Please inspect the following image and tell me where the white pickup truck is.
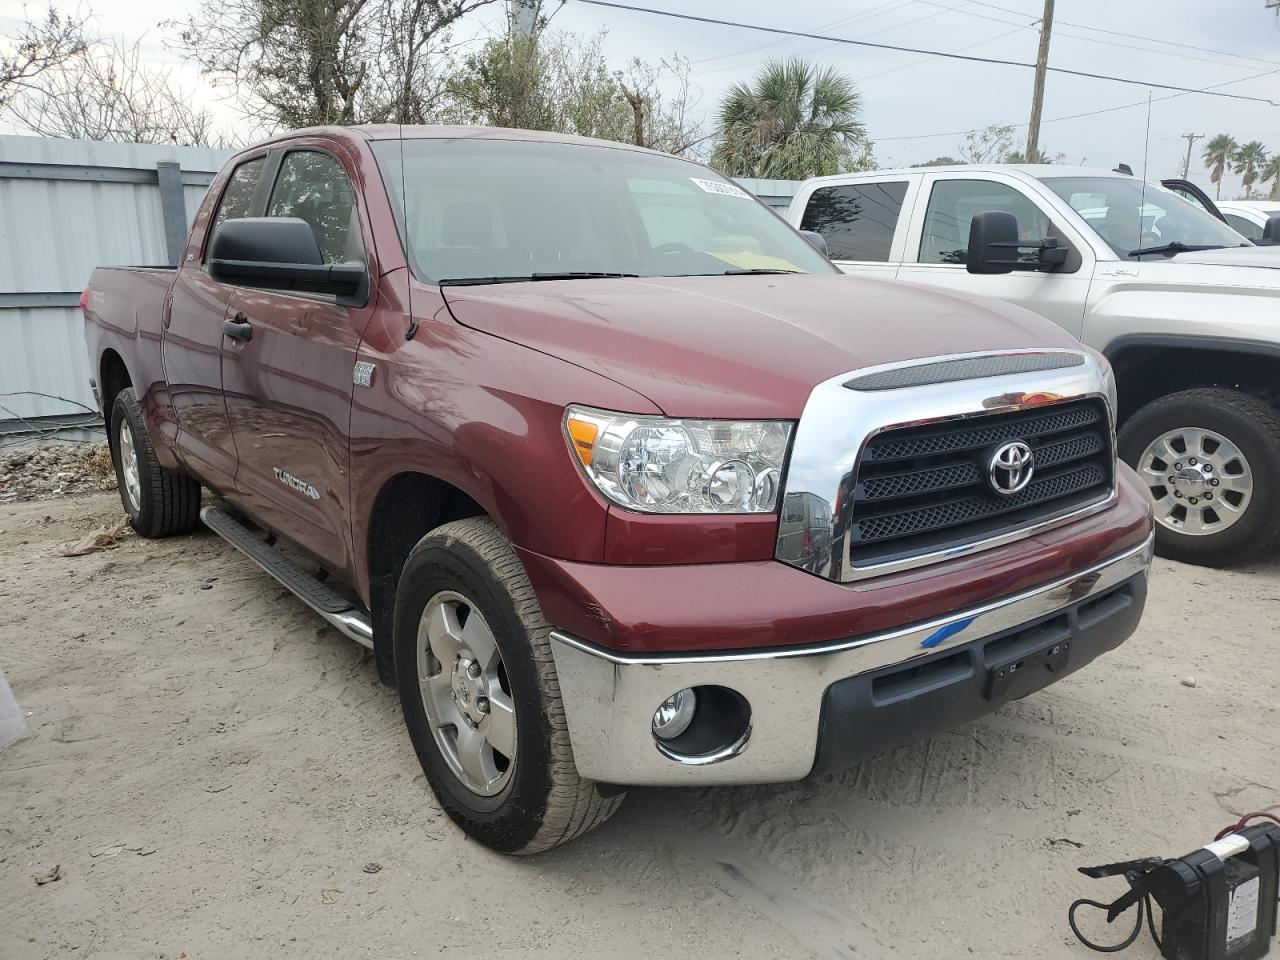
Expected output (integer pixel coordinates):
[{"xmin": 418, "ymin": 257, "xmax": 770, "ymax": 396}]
[{"xmin": 788, "ymin": 164, "xmax": 1280, "ymax": 566}]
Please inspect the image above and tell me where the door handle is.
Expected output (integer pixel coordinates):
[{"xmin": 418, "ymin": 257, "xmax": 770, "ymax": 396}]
[{"xmin": 223, "ymin": 315, "xmax": 253, "ymax": 342}]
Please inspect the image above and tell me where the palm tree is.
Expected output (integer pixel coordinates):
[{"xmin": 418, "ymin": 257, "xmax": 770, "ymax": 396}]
[
  {"xmin": 1234, "ymin": 141, "xmax": 1269, "ymax": 199},
  {"xmin": 1263, "ymin": 154, "xmax": 1280, "ymax": 202},
  {"xmin": 711, "ymin": 59, "xmax": 869, "ymax": 179},
  {"xmin": 1202, "ymin": 134, "xmax": 1238, "ymax": 200}
]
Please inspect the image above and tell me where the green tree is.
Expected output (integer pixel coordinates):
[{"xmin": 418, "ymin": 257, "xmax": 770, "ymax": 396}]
[
  {"xmin": 711, "ymin": 59, "xmax": 871, "ymax": 179},
  {"xmin": 957, "ymin": 124, "xmax": 1014, "ymax": 164},
  {"xmin": 1202, "ymin": 134, "xmax": 1238, "ymax": 200},
  {"xmin": 911, "ymin": 155, "xmax": 960, "ymax": 167},
  {"xmin": 445, "ymin": 26, "xmax": 702, "ymax": 154},
  {"xmin": 1263, "ymin": 154, "xmax": 1280, "ymax": 202},
  {"xmin": 1233, "ymin": 141, "xmax": 1269, "ymax": 199},
  {"xmin": 169, "ymin": 0, "xmax": 497, "ymax": 129}
]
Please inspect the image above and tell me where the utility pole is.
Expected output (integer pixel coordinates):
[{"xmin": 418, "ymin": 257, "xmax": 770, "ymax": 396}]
[
  {"xmin": 1180, "ymin": 133, "xmax": 1204, "ymax": 179},
  {"xmin": 1025, "ymin": 0, "xmax": 1055, "ymax": 162},
  {"xmin": 508, "ymin": 0, "xmax": 539, "ymax": 36}
]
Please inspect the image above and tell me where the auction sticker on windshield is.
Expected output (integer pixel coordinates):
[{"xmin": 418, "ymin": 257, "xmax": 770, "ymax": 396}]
[{"xmin": 691, "ymin": 178, "xmax": 751, "ymax": 199}]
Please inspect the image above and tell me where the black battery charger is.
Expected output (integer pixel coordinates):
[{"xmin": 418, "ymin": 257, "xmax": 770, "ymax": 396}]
[{"xmin": 1069, "ymin": 818, "xmax": 1280, "ymax": 958}]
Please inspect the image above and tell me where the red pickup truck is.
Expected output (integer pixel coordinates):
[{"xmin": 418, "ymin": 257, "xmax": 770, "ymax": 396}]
[{"xmin": 83, "ymin": 126, "xmax": 1153, "ymax": 853}]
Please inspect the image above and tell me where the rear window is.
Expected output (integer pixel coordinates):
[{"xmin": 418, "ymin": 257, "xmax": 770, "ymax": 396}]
[{"xmin": 799, "ymin": 181, "xmax": 908, "ymax": 262}]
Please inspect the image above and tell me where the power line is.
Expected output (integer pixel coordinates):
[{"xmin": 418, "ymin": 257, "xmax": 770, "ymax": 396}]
[
  {"xmin": 855, "ymin": 24, "xmax": 1028, "ymax": 82},
  {"xmin": 573, "ymin": 0, "xmax": 1280, "ymax": 106},
  {"xmin": 959, "ymin": 0, "xmax": 1278, "ymax": 67},
  {"xmin": 693, "ymin": 0, "xmax": 971, "ymax": 77},
  {"xmin": 691, "ymin": 0, "xmax": 917, "ymax": 66},
  {"xmin": 873, "ymin": 67, "xmax": 1280, "ymax": 142},
  {"xmin": 913, "ymin": 0, "xmax": 1279, "ymax": 72}
]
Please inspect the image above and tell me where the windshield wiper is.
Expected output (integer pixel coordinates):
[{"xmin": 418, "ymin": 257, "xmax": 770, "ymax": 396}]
[
  {"xmin": 719, "ymin": 268, "xmax": 803, "ymax": 275},
  {"xmin": 1126, "ymin": 241, "xmax": 1234, "ymax": 258},
  {"xmin": 438, "ymin": 272, "xmax": 638, "ymax": 286}
]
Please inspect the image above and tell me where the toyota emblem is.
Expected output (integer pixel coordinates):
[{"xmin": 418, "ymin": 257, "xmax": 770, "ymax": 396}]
[{"xmin": 988, "ymin": 441, "xmax": 1035, "ymax": 496}]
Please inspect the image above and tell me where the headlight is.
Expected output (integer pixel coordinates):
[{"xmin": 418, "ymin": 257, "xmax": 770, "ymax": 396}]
[{"xmin": 564, "ymin": 405, "xmax": 793, "ymax": 514}]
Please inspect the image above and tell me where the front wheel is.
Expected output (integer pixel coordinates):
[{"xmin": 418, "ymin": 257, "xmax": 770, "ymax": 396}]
[
  {"xmin": 1118, "ymin": 388, "xmax": 1280, "ymax": 566},
  {"xmin": 392, "ymin": 517, "xmax": 624, "ymax": 853}
]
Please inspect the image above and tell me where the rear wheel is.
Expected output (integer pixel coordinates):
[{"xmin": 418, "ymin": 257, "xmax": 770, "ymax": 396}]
[
  {"xmin": 1119, "ymin": 388, "xmax": 1280, "ymax": 566},
  {"xmin": 393, "ymin": 517, "xmax": 624, "ymax": 853},
  {"xmin": 109, "ymin": 388, "xmax": 202, "ymax": 538}
]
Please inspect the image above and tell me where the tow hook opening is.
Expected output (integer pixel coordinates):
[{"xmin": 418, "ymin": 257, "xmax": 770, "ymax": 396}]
[{"xmin": 651, "ymin": 685, "xmax": 751, "ymax": 765}]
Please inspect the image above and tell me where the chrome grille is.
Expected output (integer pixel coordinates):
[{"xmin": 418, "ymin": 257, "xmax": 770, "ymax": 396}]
[{"xmin": 849, "ymin": 399, "xmax": 1114, "ymax": 565}]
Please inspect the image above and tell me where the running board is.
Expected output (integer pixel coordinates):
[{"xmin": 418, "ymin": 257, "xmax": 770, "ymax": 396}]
[{"xmin": 200, "ymin": 505, "xmax": 373, "ymax": 649}]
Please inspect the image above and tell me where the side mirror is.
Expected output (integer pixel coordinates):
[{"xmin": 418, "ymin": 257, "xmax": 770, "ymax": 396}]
[
  {"xmin": 1039, "ymin": 236, "xmax": 1070, "ymax": 268},
  {"xmin": 208, "ymin": 217, "xmax": 367, "ymax": 305},
  {"xmin": 800, "ymin": 229, "xmax": 829, "ymax": 258},
  {"xmin": 1260, "ymin": 213, "xmax": 1280, "ymax": 246},
  {"xmin": 966, "ymin": 211, "xmax": 1020, "ymax": 274}
]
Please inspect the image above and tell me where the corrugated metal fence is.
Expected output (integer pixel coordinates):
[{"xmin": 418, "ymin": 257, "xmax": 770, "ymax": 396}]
[
  {"xmin": 0, "ymin": 135, "xmax": 233, "ymax": 432},
  {"xmin": 0, "ymin": 136, "xmax": 798, "ymax": 434}
]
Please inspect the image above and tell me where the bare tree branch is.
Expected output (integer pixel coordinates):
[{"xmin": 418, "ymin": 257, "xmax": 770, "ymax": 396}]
[
  {"xmin": 6, "ymin": 36, "xmax": 221, "ymax": 144},
  {"xmin": 0, "ymin": 5, "xmax": 89, "ymax": 109}
]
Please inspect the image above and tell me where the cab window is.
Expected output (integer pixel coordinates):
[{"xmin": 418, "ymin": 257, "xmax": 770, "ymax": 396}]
[
  {"xmin": 1224, "ymin": 213, "xmax": 1265, "ymax": 241},
  {"xmin": 266, "ymin": 151, "xmax": 363, "ymax": 264},
  {"xmin": 919, "ymin": 179, "xmax": 1049, "ymax": 268},
  {"xmin": 206, "ymin": 156, "xmax": 265, "ymax": 256},
  {"xmin": 800, "ymin": 181, "xmax": 908, "ymax": 262}
]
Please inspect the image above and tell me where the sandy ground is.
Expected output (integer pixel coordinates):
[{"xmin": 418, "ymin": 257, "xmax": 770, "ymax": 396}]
[{"xmin": 1, "ymin": 492, "xmax": 1277, "ymax": 960}]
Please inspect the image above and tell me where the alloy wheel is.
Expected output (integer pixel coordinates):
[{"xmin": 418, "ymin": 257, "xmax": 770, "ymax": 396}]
[
  {"xmin": 416, "ymin": 590, "xmax": 517, "ymax": 796},
  {"xmin": 1136, "ymin": 427, "xmax": 1253, "ymax": 536},
  {"xmin": 118, "ymin": 419, "xmax": 142, "ymax": 513}
]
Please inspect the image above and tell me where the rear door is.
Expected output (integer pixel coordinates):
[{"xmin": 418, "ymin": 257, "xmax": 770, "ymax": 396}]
[
  {"xmin": 220, "ymin": 143, "xmax": 379, "ymax": 575},
  {"xmin": 793, "ymin": 174, "xmax": 921, "ymax": 278},
  {"xmin": 895, "ymin": 173, "xmax": 1094, "ymax": 338},
  {"xmin": 163, "ymin": 153, "xmax": 269, "ymax": 488}
]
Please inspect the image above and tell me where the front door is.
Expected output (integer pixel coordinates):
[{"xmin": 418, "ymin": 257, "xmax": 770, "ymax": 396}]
[
  {"xmin": 220, "ymin": 146, "xmax": 377, "ymax": 575},
  {"xmin": 896, "ymin": 174, "xmax": 1093, "ymax": 338}
]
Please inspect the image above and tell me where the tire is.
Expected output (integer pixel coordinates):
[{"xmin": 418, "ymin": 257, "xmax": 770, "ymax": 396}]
[
  {"xmin": 1118, "ymin": 388, "xmax": 1280, "ymax": 566},
  {"xmin": 109, "ymin": 388, "xmax": 202, "ymax": 538},
  {"xmin": 392, "ymin": 517, "xmax": 624, "ymax": 854}
]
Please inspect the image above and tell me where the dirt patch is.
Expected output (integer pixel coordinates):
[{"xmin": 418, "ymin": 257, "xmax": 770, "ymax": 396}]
[
  {"xmin": 0, "ymin": 442, "xmax": 115, "ymax": 503},
  {"xmin": 1, "ymin": 492, "xmax": 1277, "ymax": 959}
]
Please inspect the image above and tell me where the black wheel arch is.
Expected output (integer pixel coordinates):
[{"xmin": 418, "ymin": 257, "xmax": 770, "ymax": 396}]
[
  {"xmin": 365, "ymin": 471, "xmax": 487, "ymax": 687},
  {"xmin": 1103, "ymin": 334, "xmax": 1280, "ymax": 425}
]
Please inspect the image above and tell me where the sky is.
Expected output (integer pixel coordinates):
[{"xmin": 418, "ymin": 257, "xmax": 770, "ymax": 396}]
[{"xmin": 2, "ymin": 0, "xmax": 1279, "ymax": 197}]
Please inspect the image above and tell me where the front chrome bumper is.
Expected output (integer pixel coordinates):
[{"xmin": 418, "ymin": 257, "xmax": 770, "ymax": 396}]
[{"xmin": 549, "ymin": 533, "xmax": 1153, "ymax": 786}]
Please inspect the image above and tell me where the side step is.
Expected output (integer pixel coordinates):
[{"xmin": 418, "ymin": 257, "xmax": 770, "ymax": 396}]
[{"xmin": 200, "ymin": 505, "xmax": 373, "ymax": 649}]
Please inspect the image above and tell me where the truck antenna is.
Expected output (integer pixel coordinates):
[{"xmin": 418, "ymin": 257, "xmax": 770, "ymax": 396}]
[
  {"xmin": 1136, "ymin": 92, "xmax": 1152, "ymax": 259},
  {"xmin": 400, "ymin": 119, "xmax": 417, "ymax": 341}
]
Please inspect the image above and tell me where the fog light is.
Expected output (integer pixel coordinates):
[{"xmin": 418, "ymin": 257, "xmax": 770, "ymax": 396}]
[{"xmin": 652, "ymin": 688, "xmax": 697, "ymax": 740}]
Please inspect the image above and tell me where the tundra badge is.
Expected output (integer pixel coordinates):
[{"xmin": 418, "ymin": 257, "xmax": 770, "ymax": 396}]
[{"xmin": 273, "ymin": 468, "xmax": 321, "ymax": 500}]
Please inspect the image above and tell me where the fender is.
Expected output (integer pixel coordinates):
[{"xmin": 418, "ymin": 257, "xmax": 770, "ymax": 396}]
[{"xmin": 1102, "ymin": 332, "xmax": 1280, "ymax": 363}]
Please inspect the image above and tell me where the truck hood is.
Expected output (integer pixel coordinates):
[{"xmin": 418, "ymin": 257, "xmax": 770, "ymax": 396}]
[
  {"xmin": 441, "ymin": 274, "xmax": 1081, "ymax": 419},
  {"xmin": 1158, "ymin": 245, "xmax": 1280, "ymax": 269}
]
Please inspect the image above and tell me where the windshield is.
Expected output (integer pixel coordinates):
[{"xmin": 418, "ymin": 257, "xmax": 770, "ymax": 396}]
[
  {"xmin": 1042, "ymin": 176, "xmax": 1250, "ymax": 258},
  {"xmin": 372, "ymin": 138, "xmax": 835, "ymax": 284}
]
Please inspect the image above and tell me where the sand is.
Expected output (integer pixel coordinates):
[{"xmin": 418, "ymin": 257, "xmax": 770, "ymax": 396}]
[{"xmin": 2, "ymin": 492, "xmax": 1277, "ymax": 959}]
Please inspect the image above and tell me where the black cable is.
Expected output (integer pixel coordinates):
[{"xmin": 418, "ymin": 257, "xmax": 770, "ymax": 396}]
[
  {"xmin": 1068, "ymin": 892, "xmax": 1163, "ymax": 954},
  {"xmin": 573, "ymin": 0, "xmax": 1280, "ymax": 106}
]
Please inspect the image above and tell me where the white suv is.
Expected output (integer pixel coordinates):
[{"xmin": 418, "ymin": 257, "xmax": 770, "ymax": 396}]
[{"xmin": 788, "ymin": 165, "xmax": 1280, "ymax": 566}]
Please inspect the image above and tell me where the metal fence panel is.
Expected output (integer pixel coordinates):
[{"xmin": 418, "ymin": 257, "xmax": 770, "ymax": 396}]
[{"xmin": 0, "ymin": 135, "xmax": 233, "ymax": 424}]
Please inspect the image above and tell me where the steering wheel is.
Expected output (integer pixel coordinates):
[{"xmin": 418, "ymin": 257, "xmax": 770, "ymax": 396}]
[{"xmin": 651, "ymin": 242, "xmax": 696, "ymax": 256}]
